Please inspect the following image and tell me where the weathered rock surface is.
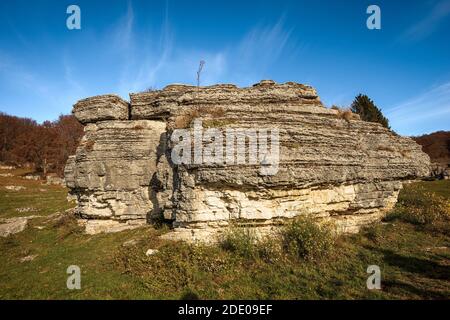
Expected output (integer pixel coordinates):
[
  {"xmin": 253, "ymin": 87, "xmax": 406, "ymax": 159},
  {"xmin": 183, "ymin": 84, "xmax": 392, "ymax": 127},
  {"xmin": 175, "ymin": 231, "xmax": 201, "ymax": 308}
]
[
  {"xmin": 0, "ymin": 164, "xmax": 16, "ymax": 170},
  {"xmin": 20, "ymin": 254, "xmax": 38, "ymax": 263},
  {"xmin": 73, "ymin": 95, "xmax": 129, "ymax": 124},
  {"xmin": 0, "ymin": 173, "xmax": 13, "ymax": 177},
  {"xmin": 66, "ymin": 81, "xmax": 430, "ymax": 240},
  {"xmin": 4, "ymin": 185, "xmax": 26, "ymax": 191},
  {"xmin": 0, "ymin": 217, "xmax": 29, "ymax": 237},
  {"xmin": 46, "ymin": 174, "xmax": 64, "ymax": 185},
  {"xmin": 430, "ymin": 162, "xmax": 450, "ymax": 180},
  {"xmin": 65, "ymin": 119, "xmax": 166, "ymax": 225},
  {"xmin": 23, "ymin": 174, "xmax": 41, "ymax": 180},
  {"xmin": 145, "ymin": 248, "xmax": 159, "ymax": 256},
  {"xmin": 80, "ymin": 219, "xmax": 146, "ymax": 235}
]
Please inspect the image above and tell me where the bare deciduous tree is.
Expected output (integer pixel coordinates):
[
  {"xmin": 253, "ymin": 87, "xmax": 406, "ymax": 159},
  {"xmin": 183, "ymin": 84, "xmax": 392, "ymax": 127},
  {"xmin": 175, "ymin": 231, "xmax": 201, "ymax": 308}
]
[
  {"xmin": 197, "ymin": 60, "xmax": 205, "ymax": 87},
  {"xmin": 0, "ymin": 113, "xmax": 84, "ymax": 177}
]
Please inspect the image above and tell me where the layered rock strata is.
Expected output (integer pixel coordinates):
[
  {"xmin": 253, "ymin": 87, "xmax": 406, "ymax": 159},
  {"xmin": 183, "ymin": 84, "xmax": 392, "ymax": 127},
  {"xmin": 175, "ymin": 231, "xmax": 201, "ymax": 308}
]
[{"xmin": 65, "ymin": 81, "xmax": 430, "ymax": 241}]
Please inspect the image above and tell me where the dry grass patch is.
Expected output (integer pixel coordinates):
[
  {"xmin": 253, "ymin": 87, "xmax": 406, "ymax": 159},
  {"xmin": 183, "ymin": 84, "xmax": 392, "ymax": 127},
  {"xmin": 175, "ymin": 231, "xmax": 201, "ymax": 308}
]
[
  {"xmin": 52, "ymin": 212, "xmax": 84, "ymax": 240},
  {"xmin": 281, "ymin": 215, "xmax": 336, "ymax": 262},
  {"xmin": 173, "ymin": 106, "xmax": 226, "ymax": 129},
  {"xmin": 332, "ymin": 106, "xmax": 360, "ymax": 123}
]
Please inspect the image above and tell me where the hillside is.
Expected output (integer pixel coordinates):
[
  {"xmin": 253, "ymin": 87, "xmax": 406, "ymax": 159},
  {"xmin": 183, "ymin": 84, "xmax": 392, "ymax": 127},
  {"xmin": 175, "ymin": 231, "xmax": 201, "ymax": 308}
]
[{"xmin": 413, "ymin": 131, "xmax": 450, "ymax": 166}]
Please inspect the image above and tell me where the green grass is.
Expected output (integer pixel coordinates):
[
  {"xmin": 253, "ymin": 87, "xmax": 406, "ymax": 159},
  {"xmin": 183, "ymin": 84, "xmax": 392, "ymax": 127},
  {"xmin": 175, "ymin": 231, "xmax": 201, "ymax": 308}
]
[
  {"xmin": 0, "ymin": 168, "xmax": 73, "ymax": 219},
  {"xmin": 414, "ymin": 180, "xmax": 450, "ymax": 200},
  {"xmin": 0, "ymin": 168, "xmax": 449, "ymax": 299}
]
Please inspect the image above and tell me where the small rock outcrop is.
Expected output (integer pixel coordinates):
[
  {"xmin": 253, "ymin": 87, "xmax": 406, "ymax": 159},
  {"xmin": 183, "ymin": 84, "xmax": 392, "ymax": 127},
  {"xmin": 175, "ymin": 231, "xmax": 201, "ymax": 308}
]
[
  {"xmin": 0, "ymin": 217, "xmax": 32, "ymax": 237},
  {"xmin": 430, "ymin": 163, "xmax": 450, "ymax": 180},
  {"xmin": 72, "ymin": 95, "xmax": 129, "ymax": 124},
  {"xmin": 65, "ymin": 81, "xmax": 430, "ymax": 241}
]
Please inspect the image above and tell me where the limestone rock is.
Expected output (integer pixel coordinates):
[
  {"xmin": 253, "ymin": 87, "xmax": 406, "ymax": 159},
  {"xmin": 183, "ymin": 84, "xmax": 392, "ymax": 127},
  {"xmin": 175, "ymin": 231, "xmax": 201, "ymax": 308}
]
[
  {"xmin": 64, "ymin": 155, "xmax": 76, "ymax": 189},
  {"xmin": 4, "ymin": 185, "xmax": 26, "ymax": 191},
  {"xmin": 65, "ymin": 120, "xmax": 166, "ymax": 222},
  {"xmin": 0, "ymin": 173, "xmax": 13, "ymax": 177},
  {"xmin": 130, "ymin": 81, "xmax": 321, "ymax": 121},
  {"xmin": 15, "ymin": 207, "xmax": 36, "ymax": 213},
  {"xmin": 23, "ymin": 174, "xmax": 40, "ymax": 180},
  {"xmin": 430, "ymin": 162, "xmax": 450, "ymax": 180},
  {"xmin": 20, "ymin": 254, "xmax": 38, "ymax": 263},
  {"xmin": 66, "ymin": 80, "xmax": 431, "ymax": 242},
  {"xmin": 0, "ymin": 217, "xmax": 29, "ymax": 237},
  {"xmin": 82, "ymin": 219, "xmax": 146, "ymax": 235},
  {"xmin": 0, "ymin": 164, "xmax": 16, "ymax": 170},
  {"xmin": 122, "ymin": 239, "xmax": 139, "ymax": 247},
  {"xmin": 145, "ymin": 249, "xmax": 159, "ymax": 256},
  {"xmin": 46, "ymin": 174, "xmax": 63, "ymax": 185}
]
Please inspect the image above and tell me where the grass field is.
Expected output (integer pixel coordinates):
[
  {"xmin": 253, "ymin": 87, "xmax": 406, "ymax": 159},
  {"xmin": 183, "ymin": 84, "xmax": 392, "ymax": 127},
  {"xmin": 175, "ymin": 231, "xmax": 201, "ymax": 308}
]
[{"xmin": 0, "ymin": 168, "xmax": 449, "ymax": 299}]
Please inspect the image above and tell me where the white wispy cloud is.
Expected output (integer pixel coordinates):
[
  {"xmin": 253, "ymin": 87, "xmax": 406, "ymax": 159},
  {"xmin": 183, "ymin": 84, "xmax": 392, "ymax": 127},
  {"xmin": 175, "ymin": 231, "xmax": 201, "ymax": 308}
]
[
  {"xmin": 235, "ymin": 17, "xmax": 292, "ymax": 73},
  {"xmin": 112, "ymin": 0, "xmax": 174, "ymax": 95},
  {"xmin": 387, "ymin": 82, "xmax": 450, "ymax": 135},
  {"xmin": 193, "ymin": 16, "xmax": 295, "ymax": 86},
  {"xmin": 0, "ymin": 49, "xmax": 87, "ymax": 121},
  {"xmin": 63, "ymin": 55, "xmax": 85, "ymax": 96},
  {"xmin": 0, "ymin": 4, "xmax": 296, "ymax": 121},
  {"xmin": 402, "ymin": 0, "xmax": 450, "ymax": 41},
  {"xmin": 114, "ymin": 1, "xmax": 135, "ymax": 51},
  {"xmin": 108, "ymin": 8, "xmax": 295, "ymax": 92},
  {"xmin": 130, "ymin": 3, "xmax": 173, "ymax": 92},
  {"xmin": 320, "ymin": 92, "xmax": 352, "ymax": 109}
]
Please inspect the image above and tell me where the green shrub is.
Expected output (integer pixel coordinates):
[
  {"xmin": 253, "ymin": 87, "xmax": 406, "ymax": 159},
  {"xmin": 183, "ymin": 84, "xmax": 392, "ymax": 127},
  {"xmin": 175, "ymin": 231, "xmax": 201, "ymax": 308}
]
[
  {"xmin": 219, "ymin": 226, "xmax": 287, "ymax": 263},
  {"xmin": 255, "ymin": 236, "xmax": 284, "ymax": 264},
  {"xmin": 219, "ymin": 218, "xmax": 337, "ymax": 263},
  {"xmin": 281, "ymin": 215, "xmax": 336, "ymax": 262}
]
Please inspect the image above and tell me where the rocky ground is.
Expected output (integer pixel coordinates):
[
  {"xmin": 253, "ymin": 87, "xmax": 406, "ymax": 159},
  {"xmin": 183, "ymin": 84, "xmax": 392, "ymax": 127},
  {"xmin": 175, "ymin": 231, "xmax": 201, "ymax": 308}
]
[{"xmin": 0, "ymin": 166, "xmax": 449, "ymax": 299}]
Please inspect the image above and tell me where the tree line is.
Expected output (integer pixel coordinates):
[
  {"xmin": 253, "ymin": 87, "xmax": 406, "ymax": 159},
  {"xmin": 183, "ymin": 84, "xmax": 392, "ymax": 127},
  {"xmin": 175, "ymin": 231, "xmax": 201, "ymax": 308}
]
[{"xmin": 0, "ymin": 113, "xmax": 83, "ymax": 177}]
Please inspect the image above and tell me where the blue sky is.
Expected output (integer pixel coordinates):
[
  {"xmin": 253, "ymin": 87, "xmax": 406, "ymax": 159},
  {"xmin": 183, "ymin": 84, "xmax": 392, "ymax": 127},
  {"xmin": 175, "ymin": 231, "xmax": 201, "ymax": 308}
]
[{"xmin": 0, "ymin": 0, "xmax": 449, "ymax": 136}]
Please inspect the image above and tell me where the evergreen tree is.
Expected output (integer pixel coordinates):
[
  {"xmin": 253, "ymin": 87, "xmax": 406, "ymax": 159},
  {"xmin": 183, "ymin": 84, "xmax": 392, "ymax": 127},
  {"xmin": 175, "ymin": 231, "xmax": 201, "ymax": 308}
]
[{"xmin": 351, "ymin": 94, "xmax": 390, "ymax": 129}]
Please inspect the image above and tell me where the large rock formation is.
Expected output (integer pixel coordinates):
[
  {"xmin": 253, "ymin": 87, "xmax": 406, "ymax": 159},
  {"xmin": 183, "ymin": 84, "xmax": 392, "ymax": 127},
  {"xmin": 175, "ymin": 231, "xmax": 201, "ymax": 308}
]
[{"xmin": 65, "ymin": 81, "xmax": 430, "ymax": 241}]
